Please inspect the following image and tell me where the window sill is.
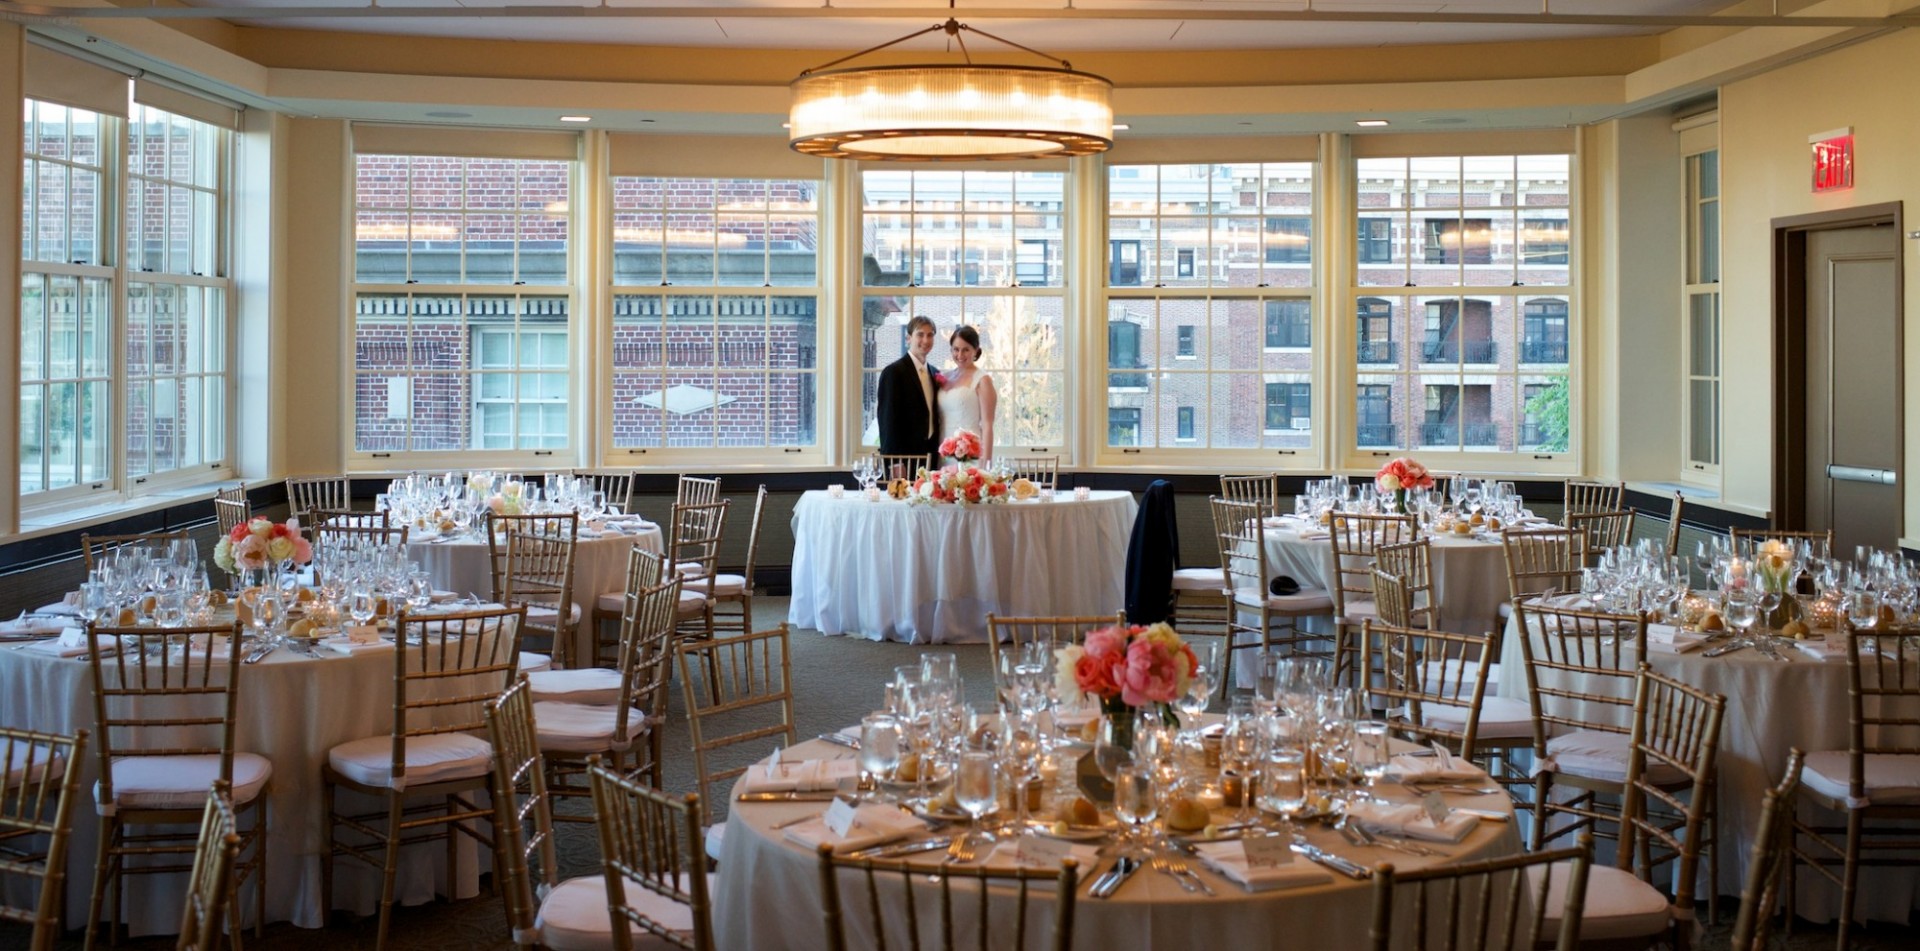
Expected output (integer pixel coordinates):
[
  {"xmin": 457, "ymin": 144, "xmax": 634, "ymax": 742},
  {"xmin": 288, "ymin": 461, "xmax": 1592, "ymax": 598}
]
[{"xmin": 14, "ymin": 477, "xmax": 243, "ymax": 544}]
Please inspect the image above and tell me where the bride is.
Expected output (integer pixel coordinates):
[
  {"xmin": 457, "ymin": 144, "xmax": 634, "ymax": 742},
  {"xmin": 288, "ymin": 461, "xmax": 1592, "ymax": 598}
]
[{"xmin": 936, "ymin": 325, "xmax": 997, "ymax": 464}]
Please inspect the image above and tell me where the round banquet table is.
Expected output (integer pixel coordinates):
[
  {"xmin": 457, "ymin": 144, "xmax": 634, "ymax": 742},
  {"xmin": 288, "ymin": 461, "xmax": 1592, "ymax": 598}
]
[
  {"xmin": 1494, "ymin": 608, "xmax": 1920, "ymax": 923},
  {"xmin": 407, "ymin": 521, "xmax": 661, "ymax": 666},
  {"xmin": 0, "ymin": 625, "xmax": 513, "ymax": 933},
  {"xmin": 787, "ymin": 490, "xmax": 1138, "ymax": 644},
  {"xmin": 713, "ymin": 734, "xmax": 1521, "ymax": 950},
  {"xmin": 1259, "ymin": 514, "xmax": 1514, "ymax": 639}
]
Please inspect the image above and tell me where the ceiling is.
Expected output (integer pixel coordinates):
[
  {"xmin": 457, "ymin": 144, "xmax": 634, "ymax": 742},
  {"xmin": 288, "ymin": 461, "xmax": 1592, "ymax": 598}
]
[{"xmin": 186, "ymin": 0, "xmax": 1740, "ymax": 52}]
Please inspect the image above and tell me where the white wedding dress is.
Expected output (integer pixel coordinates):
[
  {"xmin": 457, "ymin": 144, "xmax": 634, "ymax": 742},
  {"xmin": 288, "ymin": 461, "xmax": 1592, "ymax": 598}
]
[{"xmin": 937, "ymin": 369, "xmax": 991, "ymax": 462}]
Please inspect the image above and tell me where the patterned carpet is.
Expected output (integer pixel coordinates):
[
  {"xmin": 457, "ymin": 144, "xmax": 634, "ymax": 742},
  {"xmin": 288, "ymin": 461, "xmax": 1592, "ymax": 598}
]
[{"xmin": 10, "ymin": 598, "xmax": 1915, "ymax": 949}]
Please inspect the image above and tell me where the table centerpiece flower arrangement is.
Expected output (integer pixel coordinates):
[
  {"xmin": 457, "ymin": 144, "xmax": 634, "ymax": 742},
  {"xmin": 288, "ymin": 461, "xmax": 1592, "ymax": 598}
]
[
  {"xmin": 1754, "ymin": 538, "xmax": 1800, "ymax": 630},
  {"xmin": 1374, "ymin": 457, "xmax": 1437, "ymax": 514},
  {"xmin": 1054, "ymin": 622, "xmax": 1198, "ymax": 751},
  {"xmin": 214, "ymin": 517, "xmax": 314, "ymax": 590},
  {"xmin": 939, "ymin": 429, "xmax": 984, "ymax": 464},
  {"xmin": 910, "ymin": 464, "xmax": 1010, "ymax": 506},
  {"xmin": 487, "ymin": 479, "xmax": 527, "ymax": 517}
]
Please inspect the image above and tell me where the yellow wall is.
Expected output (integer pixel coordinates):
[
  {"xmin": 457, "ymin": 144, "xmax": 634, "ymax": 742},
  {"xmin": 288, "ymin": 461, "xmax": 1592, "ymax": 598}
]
[{"xmin": 1719, "ymin": 28, "xmax": 1919, "ymax": 537}]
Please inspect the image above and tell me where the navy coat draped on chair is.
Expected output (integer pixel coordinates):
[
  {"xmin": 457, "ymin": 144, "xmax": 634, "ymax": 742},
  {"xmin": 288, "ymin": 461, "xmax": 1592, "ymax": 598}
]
[{"xmin": 1124, "ymin": 479, "xmax": 1180, "ymax": 625}]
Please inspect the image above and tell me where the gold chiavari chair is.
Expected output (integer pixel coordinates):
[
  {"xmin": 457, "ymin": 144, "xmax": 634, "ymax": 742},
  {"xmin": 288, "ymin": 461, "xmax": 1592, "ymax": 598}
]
[
  {"xmin": 1374, "ymin": 538, "xmax": 1440, "ymax": 631},
  {"xmin": 79, "ymin": 530, "xmax": 192, "ymax": 574},
  {"xmin": 676, "ymin": 475, "xmax": 721, "ymax": 508},
  {"xmin": 1788, "ymin": 624, "xmax": 1920, "ymax": 950},
  {"xmin": 1328, "ymin": 512, "xmax": 1418, "ymax": 686},
  {"xmin": 285, "ymin": 474, "xmax": 351, "ymax": 520},
  {"xmin": 1663, "ymin": 492, "xmax": 1686, "ymax": 559},
  {"xmin": 871, "ymin": 454, "xmax": 928, "ymax": 482},
  {"xmin": 1730, "ymin": 751, "xmax": 1804, "ymax": 951},
  {"xmin": 312, "ymin": 521, "xmax": 409, "ymax": 554},
  {"xmin": 591, "ymin": 762, "xmax": 717, "ymax": 951},
  {"xmin": 214, "ymin": 483, "xmax": 250, "ymax": 535},
  {"xmin": 83, "ymin": 622, "xmax": 267, "ymax": 949},
  {"xmin": 1368, "ymin": 837, "xmax": 1593, "ymax": 951},
  {"xmin": 488, "ymin": 512, "xmax": 580, "ymax": 670},
  {"xmin": 985, "ymin": 613, "xmax": 1127, "ymax": 676},
  {"xmin": 1567, "ymin": 510, "xmax": 1635, "ymax": 566},
  {"xmin": 816, "ymin": 843, "xmax": 1078, "ymax": 951},
  {"xmin": 320, "ymin": 605, "xmax": 526, "ymax": 950},
  {"xmin": 1218, "ymin": 473, "xmax": 1281, "ymax": 520},
  {"xmin": 1212, "ymin": 497, "xmax": 1335, "ymax": 695},
  {"xmin": 678, "ymin": 625, "xmax": 795, "ymax": 863},
  {"xmin": 540, "ymin": 570, "xmax": 682, "ymax": 814},
  {"xmin": 1564, "ymin": 664, "xmax": 1725, "ymax": 945},
  {"xmin": 175, "ymin": 782, "xmax": 240, "ymax": 951},
  {"xmin": 0, "ymin": 726, "xmax": 87, "ymax": 951},
  {"xmin": 308, "ymin": 507, "xmax": 391, "ymax": 531},
  {"xmin": 1514, "ymin": 602, "xmax": 1651, "ymax": 854},
  {"xmin": 1562, "ymin": 479, "xmax": 1625, "ymax": 523},
  {"xmin": 668, "ymin": 500, "xmax": 730, "ymax": 643},
  {"xmin": 1001, "ymin": 455, "xmax": 1061, "ymax": 490},
  {"xmin": 709, "ymin": 486, "xmax": 769, "ymax": 639},
  {"xmin": 1499, "ymin": 527, "xmax": 1585, "ymax": 622},
  {"xmin": 1729, "ymin": 526, "xmax": 1835, "ymax": 558},
  {"xmin": 575, "ymin": 469, "xmax": 637, "ymax": 515}
]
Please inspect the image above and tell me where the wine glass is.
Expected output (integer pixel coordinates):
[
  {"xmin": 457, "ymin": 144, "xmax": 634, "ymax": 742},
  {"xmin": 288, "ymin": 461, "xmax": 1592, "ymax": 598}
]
[
  {"xmin": 953, "ymin": 751, "xmax": 998, "ymax": 849},
  {"xmin": 1176, "ymin": 643, "xmax": 1218, "ymax": 730},
  {"xmin": 1724, "ymin": 587, "xmax": 1761, "ymax": 648},
  {"xmin": 349, "ymin": 585, "xmax": 378, "ymax": 629},
  {"xmin": 1113, "ymin": 762, "xmax": 1158, "ymax": 850},
  {"xmin": 1220, "ymin": 710, "xmax": 1263, "ymax": 824},
  {"xmin": 999, "ymin": 720, "xmax": 1042, "ymax": 833},
  {"xmin": 1257, "ymin": 746, "xmax": 1308, "ymax": 829},
  {"xmin": 859, "ymin": 713, "xmax": 903, "ymax": 800},
  {"xmin": 1351, "ymin": 721, "xmax": 1390, "ymax": 802}
]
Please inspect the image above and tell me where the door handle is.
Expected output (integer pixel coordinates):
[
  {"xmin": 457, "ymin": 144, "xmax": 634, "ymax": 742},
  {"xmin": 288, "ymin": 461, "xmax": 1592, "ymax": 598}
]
[{"xmin": 1826, "ymin": 464, "xmax": 1897, "ymax": 485}]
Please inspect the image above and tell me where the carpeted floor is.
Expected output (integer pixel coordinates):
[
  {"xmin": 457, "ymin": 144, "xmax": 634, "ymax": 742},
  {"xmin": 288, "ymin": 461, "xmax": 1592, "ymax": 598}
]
[{"xmin": 11, "ymin": 598, "xmax": 1915, "ymax": 949}]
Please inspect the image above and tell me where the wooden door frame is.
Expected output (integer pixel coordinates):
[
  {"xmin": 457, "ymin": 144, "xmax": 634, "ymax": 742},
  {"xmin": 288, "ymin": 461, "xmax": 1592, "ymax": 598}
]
[{"xmin": 1770, "ymin": 202, "xmax": 1903, "ymax": 529}]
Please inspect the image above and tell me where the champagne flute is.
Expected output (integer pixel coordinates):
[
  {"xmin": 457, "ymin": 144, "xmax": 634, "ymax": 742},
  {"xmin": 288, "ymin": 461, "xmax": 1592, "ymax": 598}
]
[{"xmin": 953, "ymin": 751, "xmax": 998, "ymax": 850}]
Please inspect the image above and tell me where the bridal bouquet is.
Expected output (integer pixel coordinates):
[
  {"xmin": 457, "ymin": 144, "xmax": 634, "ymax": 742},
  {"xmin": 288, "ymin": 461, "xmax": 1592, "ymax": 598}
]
[
  {"xmin": 215, "ymin": 517, "xmax": 314, "ymax": 573},
  {"xmin": 1055, "ymin": 622, "xmax": 1197, "ymax": 725},
  {"xmin": 938, "ymin": 429, "xmax": 984, "ymax": 464},
  {"xmin": 910, "ymin": 463, "xmax": 1009, "ymax": 506}
]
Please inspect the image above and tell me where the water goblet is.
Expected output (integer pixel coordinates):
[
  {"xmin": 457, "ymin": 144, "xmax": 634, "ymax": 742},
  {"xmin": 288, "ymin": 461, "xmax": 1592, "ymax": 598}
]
[
  {"xmin": 1351, "ymin": 721, "xmax": 1391, "ymax": 802},
  {"xmin": 859, "ymin": 712, "xmax": 904, "ymax": 800},
  {"xmin": 1257, "ymin": 747, "xmax": 1309, "ymax": 829},
  {"xmin": 1220, "ymin": 713, "xmax": 1264, "ymax": 824},
  {"xmin": 1113, "ymin": 762, "xmax": 1158, "ymax": 850},
  {"xmin": 953, "ymin": 751, "xmax": 999, "ymax": 849}
]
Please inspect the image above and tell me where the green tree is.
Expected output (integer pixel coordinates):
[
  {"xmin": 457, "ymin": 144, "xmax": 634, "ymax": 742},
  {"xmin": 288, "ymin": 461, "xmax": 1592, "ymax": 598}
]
[{"xmin": 1525, "ymin": 378, "xmax": 1570, "ymax": 452}]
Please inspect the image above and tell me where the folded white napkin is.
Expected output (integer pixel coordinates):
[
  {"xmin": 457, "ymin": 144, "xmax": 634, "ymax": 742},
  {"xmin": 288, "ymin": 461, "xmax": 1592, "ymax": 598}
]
[
  {"xmin": 782, "ymin": 804, "xmax": 927, "ymax": 854},
  {"xmin": 1795, "ymin": 640, "xmax": 1848, "ymax": 662},
  {"xmin": 1385, "ymin": 754, "xmax": 1487, "ymax": 785},
  {"xmin": 321, "ymin": 635, "xmax": 396, "ymax": 655},
  {"xmin": 1346, "ymin": 801, "xmax": 1479, "ymax": 844},
  {"xmin": 1647, "ymin": 625, "xmax": 1710, "ymax": 654},
  {"xmin": 982, "ymin": 838, "xmax": 1100, "ymax": 871},
  {"xmin": 22, "ymin": 631, "xmax": 117, "ymax": 658},
  {"xmin": 1296, "ymin": 529, "xmax": 1331, "ymax": 540},
  {"xmin": 741, "ymin": 758, "xmax": 859, "ymax": 794},
  {"xmin": 1191, "ymin": 840, "xmax": 1333, "ymax": 892},
  {"xmin": 0, "ymin": 618, "xmax": 69, "ymax": 638}
]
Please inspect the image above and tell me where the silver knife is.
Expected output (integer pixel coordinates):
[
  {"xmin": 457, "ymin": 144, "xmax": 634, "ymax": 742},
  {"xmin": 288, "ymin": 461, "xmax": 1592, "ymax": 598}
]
[
  {"xmin": 1291, "ymin": 841, "xmax": 1370, "ymax": 879},
  {"xmin": 1702, "ymin": 643, "xmax": 1747, "ymax": 658},
  {"xmin": 1091, "ymin": 856, "xmax": 1140, "ymax": 898},
  {"xmin": 736, "ymin": 791, "xmax": 842, "ymax": 802},
  {"xmin": 846, "ymin": 837, "xmax": 951, "ymax": 860},
  {"xmin": 244, "ymin": 644, "xmax": 276, "ymax": 664},
  {"xmin": 818, "ymin": 733, "xmax": 862, "ymax": 750}
]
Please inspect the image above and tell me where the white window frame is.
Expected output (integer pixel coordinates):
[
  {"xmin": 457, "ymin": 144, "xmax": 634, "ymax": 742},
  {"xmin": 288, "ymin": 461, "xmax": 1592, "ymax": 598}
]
[{"xmin": 1678, "ymin": 114, "xmax": 1721, "ymax": 487}]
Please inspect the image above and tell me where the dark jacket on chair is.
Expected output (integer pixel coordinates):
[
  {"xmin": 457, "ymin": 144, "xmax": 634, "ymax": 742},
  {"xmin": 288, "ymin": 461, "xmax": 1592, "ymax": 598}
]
[{"xmin": 1125, "ymin": 479, "xmax": 1180, "ymax": 625}]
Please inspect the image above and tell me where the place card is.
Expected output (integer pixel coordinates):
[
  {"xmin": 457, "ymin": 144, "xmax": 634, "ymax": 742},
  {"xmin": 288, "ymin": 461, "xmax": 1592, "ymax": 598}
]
[
  {"xmin": 1018, "ymin": 834, "xmax": 1071, "ymax": 868},
  {"xmin": 827, "ymin": 485, "xmax": 845, "ymax": 499},
  {"xmin": 1242, "ymin": 833, "xmax": 1293, "ymax": 868},
  {"xmin": 824, "ymin": 797, "xmax": 859, "ymax": 838},
  {"xmin": 1421, "ymin": 792, "xmax": 1453, "ymax": 826},
  {"xmin": 1429, "ymin": 741, "xmax": 1456, "ymax": 773},
  {"xmin": 57, "ymin": 627, "xmax": 87, "ymax": 648},
  {"xmin": 346, "ymin": 625, "xmax": 381, "ymax": 645}
]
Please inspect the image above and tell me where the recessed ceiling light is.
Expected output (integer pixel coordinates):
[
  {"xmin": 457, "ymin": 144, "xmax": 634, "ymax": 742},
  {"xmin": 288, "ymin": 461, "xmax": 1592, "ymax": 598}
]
[
  {"xmin": 559, "ymin": 115, "xmax": 592, "ymax": 123},
  {"xmin": 424, "ymin": 111, "xmax": 472, "ymax": 119},
  {"xmin": 1355, "ymin": 119, "xmax": 1390, "ymax": 127}
]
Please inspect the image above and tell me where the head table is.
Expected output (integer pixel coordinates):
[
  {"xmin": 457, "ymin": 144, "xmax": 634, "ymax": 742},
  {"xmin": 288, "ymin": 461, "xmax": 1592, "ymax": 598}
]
[
  {"xmin": 787, "ymin": 489, "xmax": 1138, "ymax": 644},
  {"xmin": 1494, "ymin": 604, "xmax": 1920, "ymax": 924},
  {"xmin": 713, "ymin": 732, "xmax": 1520, "ymax": 950}
]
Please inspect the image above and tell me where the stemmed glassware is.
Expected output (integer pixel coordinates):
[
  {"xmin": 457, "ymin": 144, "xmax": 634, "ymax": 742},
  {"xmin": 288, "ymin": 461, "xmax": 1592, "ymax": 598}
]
[
  {"xmin": 859, "ymin": 712, "xmax": 903, "ymax": 800},
  {"xmin": 1175, "ymin": 643, "xmax": 1218, "ymax": 732},
  {"xmin": 998, "ymin": 718, "xmax": 1042, "ymax": 833},
  {"xmin": 1112, "ymin": 762, "xmax": 1158, "ymax": 851},
  {"xmin": 953, "ymin": 751, "xmax": 999, "ymax": 848},
  {"xmin": 1219, "ymin": 699, "xmax": 1263, "ymax": 824}
]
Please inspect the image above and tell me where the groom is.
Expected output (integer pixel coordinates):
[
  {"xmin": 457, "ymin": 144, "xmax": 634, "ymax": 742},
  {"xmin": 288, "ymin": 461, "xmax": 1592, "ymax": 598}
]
[{"xmin": 876, "ymin": 315, "xmax": 941, "ymax": 476}]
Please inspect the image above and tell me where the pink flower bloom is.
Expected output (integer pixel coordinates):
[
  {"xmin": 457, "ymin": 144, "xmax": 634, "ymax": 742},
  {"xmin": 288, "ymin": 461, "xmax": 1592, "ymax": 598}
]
[{"xmin": 1120, "ymin": 639, "xmax": 1182, "ymax": 706}]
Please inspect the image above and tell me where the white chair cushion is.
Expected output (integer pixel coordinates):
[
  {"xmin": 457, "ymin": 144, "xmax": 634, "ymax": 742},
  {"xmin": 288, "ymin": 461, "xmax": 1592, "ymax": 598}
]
[
  {"xmin": 3, "ymin": 745, "xmax": 62, "ymax": 788},
  {"xmin": 327, "ymin": 733, "xmax": 491, "ymax": 790},
  {"xmin": 1498, "ymin": 601, "xmax": 1515, "ymax": 620},
  {"xmin": 674, "ymin": 562, "xmax": 708, "ymax": 579},
  {"xmin": 595, "ymin": 592, "xmax": 625, "ymax": 615},
  {"xmin": 526, "ymin": 603, "xmax": 584, "ymax": 628},
  {"xmin": 1232, "ymin": 588, "xmax": 1335, "ymax": 614},
  {"xmin": 705, "ymin": 821, "xmax": 726, "ymax": 863},
  {"xmin": 1423, "ymin": 696, "xmax": 1534, "ymax": 740},
  {"xmin": 529, "ymin": 668, "xmax": 624, "ymax": 706},
  {"xmin": 537, "ymin": 873, "xmax": 711, "ymax": 951},
  {"xmin": 535, "ymin": 701, "xmax": 643, "ymax": 755},
  {"xmin": 1528, "ymin": 861, "xmax": 1672, "ymax": 941},
  {"xmin": 1803, "ymin": 751, "xmax": 1920, "ymax": 807},
  {"xmin": 1544, "ymin": 730, "xmax": 1686, "ymax": 786},
  {"xmin": 1171, "ymin": 567, "xmax": 1226, "ymax": 591},
  {"xmin": 520, "ymin": 652, "xmax": 553, "ymax": 674},
  {"xmin": 99, "ymin": 753, "xmax": 272, "ymax": 812},
  {"xmin": 1420, "ymin": 660, "xmax": 1504, "ymax": 699},
  {"xmin": 707, "ymin": 574, "xmax": 748, "ymax": 597},
  {"xmin": 675, "ymin": 591, "xmax": 709, "ymax": 621}
]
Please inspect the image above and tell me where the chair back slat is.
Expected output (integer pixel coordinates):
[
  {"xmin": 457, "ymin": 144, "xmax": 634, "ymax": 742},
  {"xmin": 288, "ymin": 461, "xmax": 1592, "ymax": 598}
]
[
  {"xmin": 1562, "ymin": 480, "xmax": 1624, "ymax": 522},
  {"xmin": 1375, "ymin": 539, "xmax": 1439, "ymax": 630},
  {"xmin": 1329, "ymin": 513, "xmax": 1418, "ymax": 619},
  {"xmin": 1729, "ymin": 527, "xmax": 1833, "ymax": 559},
  {"xmin": 85, "ymin": 623, "xmax": 246, "ymax": 805},
  {"xmin": 817, "ymin": 845, "xmax": 1078, "ymax": 951},
  {"xmin": 576, "ymin": 469, "xmax": 637, "ymax": 515},
  {"xmin": 1212, "ymin": 497, "xmax": 1269, "ymax": 603},
  {"xmin": 740, "ymin": 485, "xmax": 771, "ymax": 585},
  {"xmin": 613, "ymin": 572, "xmax": 684, "ymax": 748},
  {"xmin": 212, "ymin": 490, "xmax": 250, "ymax": 541},
  {"xmin": 1513, "ymin": 603, "xmax": 1647, "ymax": 737},
  {"xmin": 285, "ymin": 475, "xmax": 351, "ymax": 519},
  {"xmin": 591, "ymin": 762, "xmax": 715, "ymax": 951},
  {"xmin": 1501, "ymin": 528, "xmax": 1585, "ymax": 604},
  {"xmin": 984, "ymin": 614, "xmax": 1126, "ymax": 678},
  {"xmin": 1002, "ymin": 457, "xmax": 1060, "ymax": 490},
  {"xmin": 314, "ymin": 520, "xmax": 408, "ymax": 554},
  {"xmin": 1218, "ymin": 474, "xmax": 1280, "ymax": 520},
  {"xmin": 1729, "ymin": 751, "xmax": 1805, "ymax": 951},
  {"xmin": 676, "ymin": 475, "xmax": 722, "ymax": 508},
  {"xmin": 1618, "ymin": 665, "xmax": 1726, "ymax": 929},
  {"xmin": 1369, "ymin": 837, "xmax": 1592, "ymax": 951},
  {"xmin": 175, "ymin": 782, "xmax": 240, "ymax": 951},
  {"xmin": 1566, "ymin": 510, "xmax": 1635, "ymax": 566},
  {"xmin": 487, "ymin": 513, "xmax": 578, "ymax": 666},
  {"xmin": 1845, "ymin": 625, "xmax": 1920, "ymax": 791},
  {"xmin": 80, "ymin": 531, "xmax": 192, "ymax": 574},
  {"xmin": 677, "ymin": 625, "xmax": 796, "ymax": 826},
  {"xmin": 486, "ymin": 676, "xmax": 560, "ymax": 944},
  {"xmin": 871, "ymin": 455, "xmax": 928, "ymax": 482},
  {"xmin": 0, "ymin": 726, "xmax": 88, "ymax": 951},
  {"xmin": 1365, "ymin": 617, "xmax": 1493, "ymax": 759},
  {"xmin": 388, "ymin": 607, "xmax": 526, "ymax": 785},
  {"xmin": 670, "ymin": 501, "xmax": 731, "ymax": 600},
  {"xmin": 1663, "ymin": 492, "xmax": 1685, "ymax": 559}
]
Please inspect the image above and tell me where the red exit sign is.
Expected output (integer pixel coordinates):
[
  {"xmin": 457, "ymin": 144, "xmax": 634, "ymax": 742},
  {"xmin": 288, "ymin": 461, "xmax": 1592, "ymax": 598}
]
[{"xmin": 1810, "ymin": 128, "xmax": 1854, "ymax": 192}]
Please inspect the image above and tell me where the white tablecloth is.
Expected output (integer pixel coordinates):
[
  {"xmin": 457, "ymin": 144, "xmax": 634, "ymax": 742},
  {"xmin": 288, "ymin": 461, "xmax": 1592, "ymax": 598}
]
[
  {"xmin": 1494, "ymin": 611, "xmax": 1920, "ymax": 923},
  {"xmin": 408, "ymin": 524, "xmax": 662, "ymax": 666},
  {"xmin": 712, "ymin": 735, "xmax": 1520, "ymax": 949},
  {"xmin": 1261, "ymin": 517, "xmax": 1514, "ymax": 638},
  {"xmin": 0, "ymin": 634, "xmax": 516, "ymax": 933},
  {"xmin": 787, "ymin": 490, "xmax": 1137, "ymax": 644}
]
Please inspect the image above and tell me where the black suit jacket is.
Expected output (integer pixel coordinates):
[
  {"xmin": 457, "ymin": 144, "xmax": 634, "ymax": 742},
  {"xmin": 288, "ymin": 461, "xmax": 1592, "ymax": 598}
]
[
  {"xmin": 1125, "ymin": 479, "xmax": 1180, "ymax": 625},
  {"xmin": 876, "ymin": 354, "xmax": 941, "ymax": 466}
]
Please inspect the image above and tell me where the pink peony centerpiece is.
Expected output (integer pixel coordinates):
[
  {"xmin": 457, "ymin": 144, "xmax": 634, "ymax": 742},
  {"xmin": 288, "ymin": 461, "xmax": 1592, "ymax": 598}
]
[
  {"xmin": 1055, "ymin": 622, "xmax": 1197, "ymax": 727},
  {"xmin": 1374, "ymin": 457, "xmax": 1437, "ymax": 514},
  {"xmin": 938, "ymin": 429, "xmax": 984, "ymax": 464},
  {"xmin": 909, "ymin": 463, "xmax": 1010, "ymax": 507},
  {"xmin": 214, "ymin": 517, "xmax": 313, "ymax": 574}
]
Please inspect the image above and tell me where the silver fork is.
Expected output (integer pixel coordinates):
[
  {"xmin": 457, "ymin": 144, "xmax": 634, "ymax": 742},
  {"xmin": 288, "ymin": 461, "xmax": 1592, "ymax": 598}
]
[
  {"xmin": 1149, "ymin": 852, "xmax": 1199, "ymax": 893},
  {"xmin": 1163, "ymin": 853, "xmax": 1215, "ymax": 895},
  {"xmin": 946, "ymin": 833, "xmax": 979, "ymax": 864}
]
